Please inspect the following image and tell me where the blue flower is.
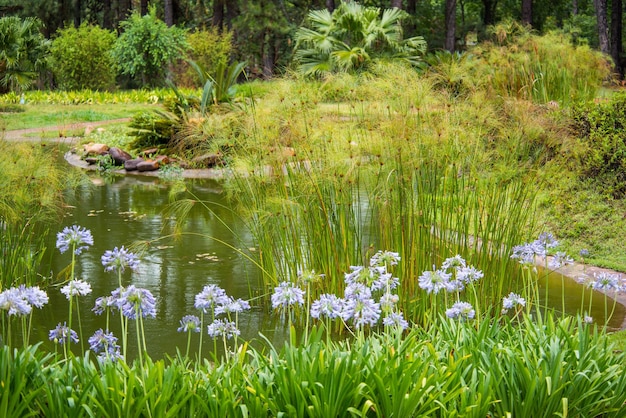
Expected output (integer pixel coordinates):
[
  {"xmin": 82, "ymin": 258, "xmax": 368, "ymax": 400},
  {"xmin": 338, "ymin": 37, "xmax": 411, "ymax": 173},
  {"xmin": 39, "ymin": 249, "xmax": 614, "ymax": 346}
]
[
  {"xmin": 92, "ymin": 295, "xmax": 115, "ymax": 315},
  {"xmin": 60, "ymin": 279, "xmax": 92, "ymax": 299},
  {"xmin": 177, "ymin": 315, "xmax": 201, "ymax": 333},
  {"xmin": 441, "ymin": 255, "xmax": 466, "ymax": 271},
  {"xmin": 194, "ymin": 284, "xmax": 228, "ymax": 313},
  {"xmin": 592, "ymin": 272, "xmax": 621, "ymax": 292},
  {"xmin": 379, "ymin": 292, "xmax": 399, "ymax": 311},
  {"xmin": 310, "ymin": 294, "xmax": 344, "ymax": 319},
  {"xmin": 0, "ymin": 287, "xmax": 32, "ymax": 316},
  {"xmin": 344, "ymin": 282, "xmax": 372, "ymax": 300},
  {"xmin": 207, "ymin": 319, "xmax": 240, "ymax": 339},
  {"xmin": 456, "ymin": 266, "xmax": 484, "ymax": 284},
  {"xmin": 382, "ymin": 312, "xmax": 409, "ymax": 330},
  {"xmin": 342, "ymin": 297, "xmax": 381, "ymax": 328},
  {"xmin": 549, "ymin": 252, "xmax": 574, "ymax": 269},
  {"xmin": 271, "ymin": 281, "xmax": 305, "ymax": 310},
  {"xmin": 369, "ymin": 250, "xmax": 401, "ymax": 267},
  {"xmin": 19, "ymin": 285, "xmax": 49, "ymax": 308},
  {"xmin": 49, "ymin": 322, "xmax": 79, "ymax": 345},
  {"xmin": 117, "ymin": 285, "xmax": 157, "ymax": 319},
  {"xmin": 215, "ymin": 297, "xmax": 251, "ymax": 316},
  {"xmin": 56, "ymin": 225, "xmax": 94, "ymax": 255},
  {"xmin": 502, "ymin": 292, "xmax": 526, "ymax": 312},
  {"xmin": 418, "ymin": 267, "xmax": 450, "ymax": 294},
  {"xmin": 88, "ymin": 329, "xmax": 121, "ymax": 361},
  {"xmin": 101, "ymin": 246, "xmax": 140, "ymax": 273},
  {"xmin": 445, "ymin": 302, "xmax": 475, "ymax": 320}
]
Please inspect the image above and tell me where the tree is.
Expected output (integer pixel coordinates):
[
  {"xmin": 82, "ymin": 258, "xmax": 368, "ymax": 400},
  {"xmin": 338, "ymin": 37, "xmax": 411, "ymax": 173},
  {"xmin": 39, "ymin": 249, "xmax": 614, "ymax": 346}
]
[
  {"xmin": 164, "ymin": 0, "xmax": 174, "ymax": 26},
  {"xmin": 445, "ymin": 0, "xmax": 456, "ymax": 52},
  {"xmin": 0, "ymin": 16, "xmax": 49, "ymax": 93},
  {"xmin": 294, "ymin": 2, "xmax": 427, "ymax": 76},
  {"xmin": 112, "ymin": 7, "xmax": 189, "ymax": 86},
  {"xmin": 593, "ymin": 0, "xmax": 609, "ymax": 54},
  {"xmin": 610, "ymin": 0, "xmax": 623, "ymax": 76},
  {"xmin": 522, "ymin": 0, "xmax": 532, "ymax": 26}
]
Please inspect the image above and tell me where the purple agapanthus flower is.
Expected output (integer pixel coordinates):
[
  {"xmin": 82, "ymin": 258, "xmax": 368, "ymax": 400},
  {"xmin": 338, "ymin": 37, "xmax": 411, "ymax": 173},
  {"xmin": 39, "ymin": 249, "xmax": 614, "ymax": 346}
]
[
  {"xmin": 369, "ymin": 250, "xmax": 401, "ymax": 267},
  {"xmin": 56, "ymin": 225, "xmax": 94, "ymax": 255},
  {"xmin": 271, "ymin": 281, "xmax": 305, "ymax": 310},
  {"xmin": 456, "ymin": 266, "xmax": 484, "ymax": 284},
  {"xmin": 310, "ymin": 294, "xmax": 344, "ymax": 319},
  {"xmin": 382, "ymin": 311, "xmax": 409, "ymax": 330},
  {"xmin": 592, "ymin": 272, "xmax": 621, "ymax": 292},
  {"xmin": 445, "ymin": 302, "xmax": 475, "ymax": 320},
  {"xmin": 0, "ymin": 287, "xmax": 32, "ymax": 316},
  {"xmin": 379, "ymin": 292, "xmax": 399, "ymax": 311},
  {"xmin": 60, "ymin": 279, "xmax": 92, "ymax": 299},
  {"xmin": 343, "ymin": 297, "xmax": 381, "ymax": 328},
  {"xmin": 49, "ymin": 322, "xmax": 79, "ymax": 345},
  {"xmin": 101, "ymin": 246, "xmax": 140, "ymax": 273},
  {"xmin": 92, "ymin": 295, "xmax": 115, "ymax": 315},
  {"xmin": 194, "ymin": 284, "xmax": 229, "ymax": 313},
  {"xmin": 442, "ymin": 255, "xmax": 466, "ymax": 271},
  {"xmin": 19, "ymin": 285, "xmax": 49, "ymax": 308},
  {"xmin": 344, "ymin": 282, "xmax": 372, "ymax": 301},
  {"xmin": 88, "ymin": 329, "xmax": 121, "ymax": 361},
  {"xmin": 549, "ymin": 252, "xmax": 574, "ymax": 269},
  {"xmin": 177, "ymin": 315, "xmax": 201, "ymax": 333},
  {"xmin": 502, "ymin": 292, "xmax": 526, "ymax": 312},
  {"xmin": 117, "ymin": 285, "xmax": 156, "ymax": 319},
  {"xmin": 207, "ymin": 319, "xmax": 240, "ymax": 339},
  {"xmin": 418, "ymin": 267, "xmax": 450, "ymax": 294},
  {"xmin": 215, "ymin": 297, "xmax": 251, "ymax": 316}
]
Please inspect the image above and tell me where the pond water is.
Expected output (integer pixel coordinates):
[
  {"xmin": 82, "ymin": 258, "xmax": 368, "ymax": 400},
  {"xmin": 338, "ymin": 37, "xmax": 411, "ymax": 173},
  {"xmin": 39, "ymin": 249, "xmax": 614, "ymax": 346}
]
[{"xmin": 28, "ymin": 173, "xmax": 626, "ymax": 360}]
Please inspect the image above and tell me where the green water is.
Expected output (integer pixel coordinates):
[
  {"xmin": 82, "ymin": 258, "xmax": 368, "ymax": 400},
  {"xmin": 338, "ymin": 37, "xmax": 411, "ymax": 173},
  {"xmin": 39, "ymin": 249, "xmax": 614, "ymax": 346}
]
[{"xmin": 29, "ymin": 173, "xmax": 626, "ymax": 360}]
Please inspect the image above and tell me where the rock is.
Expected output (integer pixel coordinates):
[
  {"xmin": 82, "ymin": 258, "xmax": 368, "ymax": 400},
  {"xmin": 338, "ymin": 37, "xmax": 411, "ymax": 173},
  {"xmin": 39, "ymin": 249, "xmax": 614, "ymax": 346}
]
[
  {"xmin": 136, "ymin": 160, "xmax": 159, "ymax": 172},
  {"xmin": 154, "ymin": 155, "xmax": 170, "ymax": 165},
  {"xmin": 192, "ymin": 153, "xmax": 223, "ymax": 168},
  {"xmin": 140, "ymin": 148, "xmax": 159, "ymax": 157},
  {"xmin": 84, "ymin": 157, "xmax": 98, "ymax": 165},
  {"xmin": 124, "ymin": 157, "xmax": 144, "ymax": 171},
  {"xmin": 83, "ymin": 143, "xmax": 109, "ymax": 156},
  {"xmin": 109, "ymin": 147, "xmax": 133, "ymax": 165}
]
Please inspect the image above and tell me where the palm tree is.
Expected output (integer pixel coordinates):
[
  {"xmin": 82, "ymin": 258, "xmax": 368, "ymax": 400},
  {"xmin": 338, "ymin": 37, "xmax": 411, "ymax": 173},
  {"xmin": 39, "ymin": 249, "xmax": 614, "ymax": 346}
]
[
  {"xmin": 0, "ymin": 17, "xmax": 49, "ymax": 93},
  {"xmin": 294, "ymin": 2, "xmax": 426, "ymax": 76}
]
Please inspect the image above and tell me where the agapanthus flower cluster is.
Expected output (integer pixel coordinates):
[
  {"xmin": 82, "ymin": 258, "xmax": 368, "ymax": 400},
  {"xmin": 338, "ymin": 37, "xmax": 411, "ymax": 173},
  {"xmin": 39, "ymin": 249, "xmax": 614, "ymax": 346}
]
[
  {"xmin": 445, "ymin": 301, "xmax": 476, "ymax": 320},
  {"xmin": 177, "ymin": 315, "xmax": 201, "ymax": 333},
  {"xmin": 370, "ymin": 250, "xmax": 401, "ymax": 268},
  {"xmin": 271, "ymin": 281, "xmax": 305, "ymax": 311},
  {"xmin": 88, "ymin": 329, "xmax": 122, "ymax": 361},
  {"xmin": 194, "ymin": 284, "xmax": 229, "ymax": 313},
  {"xmin": 591, "ymin": 272, "xmax": 623, "ymax": 292},
  {"xmin": 0, "ymin": 285, "xmax": 49, "ymax": 316},
  {"xmin": 56, "ymin": 225, "xmax": 94, "ymax": 255},
  {"xmin": 49, "ymin": 322, "xmax": 79, "ymax": 345},
  {"xmin": 115, "ymin": 285, "xmax": 157, "ymax": 319},
  {"xmin": 101, "ymin": 246, "xmax": 140, "ymax": 273},
  {"xmin": 60, "ymin": 279, "xmax": 92, "ymax": 300},
  {"xmin": 549, "ymin": 252, "xmax": 574, "ymax": 269},
  {"xmin": 510, "ymin": 232, "xmax": 559, "ymax": 265},
  {"xmin": 191, "ymin": 284, "xmax": 250, "ymax": 340},
  {"xmin": 207, "ymin": 318, "xmax": 240, "ymax": 339},
  {"xmin": 502, "ymin": 292, "xmax": 526, "ymax": 313},
  {"xmin": 419, "ymin": 255, "xmax": 483, "ymax": 295}
]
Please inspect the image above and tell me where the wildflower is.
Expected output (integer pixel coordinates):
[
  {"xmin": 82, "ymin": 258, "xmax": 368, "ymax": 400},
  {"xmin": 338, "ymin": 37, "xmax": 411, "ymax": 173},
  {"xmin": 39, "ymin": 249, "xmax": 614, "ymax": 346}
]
[
  {"xmin": 382, "ymin": 311, "xmax": 409, "ymax": 330},
  {"xmin": 101, "ymin": 246, "xmax": 140, "ymax": 273},
  {"xmin": 0, "ymin": 287, "xmax": 31, "ymax": 316},
  {"xmin": 537, "ymin": 232, "xmax": 559, "ymax": 250},
  {"xmin": 194, "ymin": 284, "xmax": 228, "ymax": 313},
  {"xmin": 343, "ymin": 297, "xmax": 381, "ymax": 328},
  {"xmin": 369, "ymin": 250, "xmax": 401, "ymax": 267},
  {"xmin": 584, "ymin": 315, "xmax": 593, "ymax": 324},
  {"xmin": 446, "ymin": 301, "xmax": 475, "ymax": 320},
  {"xmin": 511, "ymin": 242, "xmax": 543, "ymax": 264},
  {"xmin": 60, "ymin": 279, "xmax": 92, "ymax": 300},
  {"xmin": 88, "ymin": 329, "xmax": 121, "ymax": 361},
  {"xmin": 379, "ymin": 292, "xmax": 399, "ymax": 311},
  {"xmin": 117, "ymin": 285, "xmax": 157, "ymax": 319},
  {"xmin": 370, "ymin": 272, "xmax": 400, "ymax": 292},
  {"xmin": 442, "ymin": 255, "xmax": 466, "ymax": 271},
  {"xmin": 345, "ymin": 265, "xmax": 386, "ymax": 288},
  {"xmin": 20, "ymin": 285, "xmax": 49, "ymax": 308},
  {"xmin": 456, "ymin": 266, "xmax": 484, "ymax": 284},
  {"xmin": 92, "ymin": 295, "xmax": 115, "ymax": 315},
  {"xmin": 297, "ymin": 269, "xmax": 324, "ymax": 285},
  {"xmin": 310, "ymin": 294, "xmax": 344, "ymax": 319},
  {"xmin": 49, "ymin": 322, "xmax": 79, "ymax": 345},
  {"xmin": 445, "ymin": 278, "xmax": 465, "ymax": 293},
  {"xmin": 418, "ymin": 267, "xmax": 450, "ymax": 294},
  {"xmin": 215, "ymin": 297, "xmax": 250, "ymax": 316},
  {"xmin": 549, "ymin": 252, "xmax": 574, "ymax": 269},
  {"xmin": 344, "ymin": 282, "xmax": 372, "ymax": 300},
  {"xmin": 579, "ymin": 249, "xmax": 590, "ymax": 258},
  {"xmin": 56, "ymin": 225, "xmax": 94, "ymax": 255},
  {"xmin": 207, "ymin": 319, "xmax": 240, "ymax": 339},
  {"xmin": 502, "ymin": 292, "xmax": 526, "ymax": 312},
  {"xmin": 592, "ymin": 272, "xmax": 621, "ymax": 292},
  {"xmin": 177, "ymin": 315, "xmax": 201, "ymax": 333},
  {"xmin": 271, "ymin": 281, "xmax": 305, "ymax": 310}
]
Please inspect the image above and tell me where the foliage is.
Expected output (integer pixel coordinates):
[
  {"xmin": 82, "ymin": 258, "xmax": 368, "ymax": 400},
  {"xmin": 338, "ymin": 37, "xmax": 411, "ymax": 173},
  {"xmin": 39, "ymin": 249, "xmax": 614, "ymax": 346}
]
[
  {"xmin": 572, "ymin": 93, "xmax": 626, "ymax": 199},
  {"xmin": 0, "ymin": 16, "xmax": 49, "ymax": 93},
  {"xmin": 190, "ymin": 60, "xmax": 247, "ymax": 111},
  {"xmin": 293, "ymin": 2, "xmax": 427, "ymax": 76},
  {"xmin": 472, "ymin": 21, "xmax": 611, "ymax": 105},
  {"xmin": 0, "ymin": 88, "xmax": 176, "ymax": 105},
  {"xmin": 50, "ymin": 23, "xmax": 117, "ymax": 91},
  {"xmin": 173, "ymin": 27, "xmax": 233, "ymax": 88},
  {"xmin": 111, "ymin": 7, "xmax": 189, "ymax": 87},
  {"xmin": 126, "ymin": 110, "xmax": 177, "ymax": 150}
]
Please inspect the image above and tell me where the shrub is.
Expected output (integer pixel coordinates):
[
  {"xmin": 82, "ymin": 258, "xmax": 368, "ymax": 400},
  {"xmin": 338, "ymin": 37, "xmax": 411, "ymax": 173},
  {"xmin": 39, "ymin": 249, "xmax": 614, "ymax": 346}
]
[
  {"xmin": 173, "ymin": 27, "xmax": 233, "ymax": 88},
  {"xmin": 112, "ymin": 7, "xmax": 189, "ymax": 87},
  {"xmin": 50, "ymin": 23, "xmax": 117, "ymax": 91}
]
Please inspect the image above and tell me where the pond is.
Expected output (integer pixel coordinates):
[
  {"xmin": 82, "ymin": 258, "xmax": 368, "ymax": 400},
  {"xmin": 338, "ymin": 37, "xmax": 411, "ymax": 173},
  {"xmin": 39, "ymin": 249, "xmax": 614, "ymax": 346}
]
[{"xmin": 28, "ymin": 173, "xmax": 626, "ymax": 360}]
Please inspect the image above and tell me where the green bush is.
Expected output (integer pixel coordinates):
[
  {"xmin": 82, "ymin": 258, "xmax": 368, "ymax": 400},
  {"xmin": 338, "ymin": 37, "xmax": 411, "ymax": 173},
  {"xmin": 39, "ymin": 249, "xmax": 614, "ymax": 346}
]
[
  {"xmin": 573, "ymin": 93, "xmax": 626, "ymax": 198},
  {"xmin": 50, "ymin": 23, "xmax": 117, "ymax": 91},
  {"xmin": 173, "ymin": 27, "xmax": 233, "ymax": 88}
]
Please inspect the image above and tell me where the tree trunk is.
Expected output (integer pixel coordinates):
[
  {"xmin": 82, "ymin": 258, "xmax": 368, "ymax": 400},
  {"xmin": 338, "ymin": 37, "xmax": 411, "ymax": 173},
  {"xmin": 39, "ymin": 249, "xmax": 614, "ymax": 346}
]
[
  {"xmin": 482, "ymin": 0, "xmax": 497, "ymax": 26},
  {"xmin": 74, "ymin": 0, "xmax": 81, "ymax": 28},
  {"xmin": 572, "ymin": 0, "xmax": 578, "ymax": 15},
  {"xmin": 140, "ymin": 0, "xmax": 148, "ymax": 15},
  {"xmin": 445, "ymin": 0, "xmax": 456, "ymax": 52},
  {"xmin": 226, "ymin": 0, "xmax": 237, "ymax": 30},
  {"xmin": 103, "ymin": 0, "xmax": 112, "ymax": 29},
  {"xmin": 391, "ymin": 0, "xmax": 403, "ymax": 9},
  {"xmin": 406, "ymin": 0, "xmax": 417, "ymax": 35},
  {"xmin": 326, "ymin": 0, "xmax": 335, "ymax": 13},
  {"xmin": 164, "ymin": 0, "xmax": 174, "ymax": 26},
  {"xmin": 521, "ymin": 0, "xmax": 532, "ymax": 26},
  {"xmin": 118, "ymin": 0, "xmax": 132, "ymax": 24},
  {"xmin": 611, "ymin": 0, "xmax": 623, "ymax": 76},
  {"xmin": 213, "ymin": 0, "xmax": 225, "ymax": 31},
  {"xmin": 594, "ymin": 0, "xmax": 610, "ymax": 54}
]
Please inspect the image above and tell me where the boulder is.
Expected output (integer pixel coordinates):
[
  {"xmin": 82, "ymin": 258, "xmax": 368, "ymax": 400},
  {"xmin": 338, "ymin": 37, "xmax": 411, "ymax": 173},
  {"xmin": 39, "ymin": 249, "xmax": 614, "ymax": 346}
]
[
  {"xmin": 84, "ymin": 157, "xmax": 99, "ymax": 165},
  {"xmin": 154, "ymin": 155, "xmax": 170, "ymax": 165},
  {"xmin": 136, "ymin": 160, "xmax": 159, "ymax": 172},
  {"xmin": 83, "ymin": 143, "xmax": 109, "ymax": 156},
  {"xmin": 124, "ymin": 157, "xmax": 144, "ymax": 171},
  {"xmin": 109, "ymin": 147, "xmax": 133, "ymax": 166},
  {"xmin": 192, "ymin": 153, "xmax": 224, "ymax": 168}
]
